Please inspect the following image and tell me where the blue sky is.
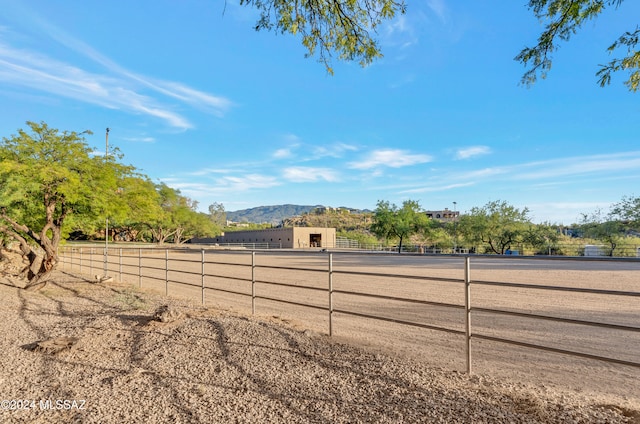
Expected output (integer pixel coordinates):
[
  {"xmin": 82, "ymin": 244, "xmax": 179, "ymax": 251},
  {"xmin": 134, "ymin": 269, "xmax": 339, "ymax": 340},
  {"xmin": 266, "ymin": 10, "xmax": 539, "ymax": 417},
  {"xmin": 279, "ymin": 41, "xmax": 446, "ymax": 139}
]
[{"xmin": 1, "ymin": 1, "xmax": 639, "ymax": 224}]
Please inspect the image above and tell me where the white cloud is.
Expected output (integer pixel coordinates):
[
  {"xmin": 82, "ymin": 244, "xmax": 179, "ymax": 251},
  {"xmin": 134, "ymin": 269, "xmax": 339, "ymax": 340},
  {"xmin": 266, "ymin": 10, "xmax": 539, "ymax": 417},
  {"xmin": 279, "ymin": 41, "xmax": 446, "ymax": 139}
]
[
  {"xmin": 272, "ymin": 134, "xmax": 303, "ymax": 159},
  {"xmin": 525, "ymin": 201, "xmax": 612, "ymax": 225},
  {"xmin": 401, "ymin": 182, "xmax": 476, "ymax": 194},
  {"xmin": 311, "ymin": 142, "xmax": 358, "ymax": 159},
  {"xmin": 283, "ymin": 167, "xmax": 340, "ymax": 182},
  {"xmin": 383, "ymin": 15, "xmax": 419, "ymax": 50},
  {"xmin": 394, "ymin": 151, "xmax": 640, "ymax": 198},
  {"xmin": 455, "ymin": 146, "xmax": 491, "ymax": 160},
  {"xmin": 349, "ymin": 149, "xmax": 433, "ymax": 170},
  {"xmin": 218, "ymin": 174, "xmax": 281, "ymax": 191},
  {"xmin": 273, "ymin": 148, "xmax": 294, "ymax": 159},
  {"xmin": 513, "ymin": 152, "xmax": 640, "ymax": 181},
  {"xmin": 385, "ymin": 14, "xmax": 408, "ymax": 36},
  {"xmin": 0, "ymin": 20, "xmax": 232, "ymax": 129},
  {"xmin": 32, "ymin": 14, "xmax": 234, "ymax": 116},
  {"xmin": 188, "ymin": 167, "xmax": 239, "ymax": 176},
  {"xmin": 426, "ymin": 0, "xmax": 448, "ymax": 23},
  {"xmin": 283, "ymin": 133, "xmax": 302, "ymax": 143},
  {"xmin": 153, "ymin": 81, "xmax": 231, "ymax": 117},
  {"xmin": 169, "ymin": 172, "xmax": 280, "ymax": 193},
  {"xmin": 123, "ymin": 136, "xmax": 156, "ymax": 143}
]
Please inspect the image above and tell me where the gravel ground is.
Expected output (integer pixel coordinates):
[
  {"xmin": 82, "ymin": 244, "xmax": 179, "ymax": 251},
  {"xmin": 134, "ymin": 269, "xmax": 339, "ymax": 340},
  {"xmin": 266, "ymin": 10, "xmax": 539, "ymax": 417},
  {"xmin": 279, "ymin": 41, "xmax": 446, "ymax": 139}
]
[{"xmin": 0, "ymin": 270, "xmax": 638, "ymax": 423}]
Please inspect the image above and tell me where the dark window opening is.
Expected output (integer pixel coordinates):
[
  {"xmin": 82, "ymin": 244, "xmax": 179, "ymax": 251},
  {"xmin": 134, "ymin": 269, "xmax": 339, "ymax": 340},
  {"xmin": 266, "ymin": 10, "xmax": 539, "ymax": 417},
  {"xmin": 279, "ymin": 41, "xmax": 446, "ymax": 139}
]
[{"xmin": 310, "ymin": 233, "xmax": 322, "ymax": 247}]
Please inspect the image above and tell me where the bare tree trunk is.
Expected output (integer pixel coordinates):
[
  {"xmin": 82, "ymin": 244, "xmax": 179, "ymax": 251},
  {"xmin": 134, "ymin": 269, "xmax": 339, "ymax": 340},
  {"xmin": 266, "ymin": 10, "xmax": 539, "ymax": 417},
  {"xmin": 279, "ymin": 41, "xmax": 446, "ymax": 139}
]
[
  {"xmin": 174, "ymin": 227, "xmax": 185, "ymax": 244},
  {"xmin": 1, "ymin": 213, "xmax": 59, "ymax": 289}
]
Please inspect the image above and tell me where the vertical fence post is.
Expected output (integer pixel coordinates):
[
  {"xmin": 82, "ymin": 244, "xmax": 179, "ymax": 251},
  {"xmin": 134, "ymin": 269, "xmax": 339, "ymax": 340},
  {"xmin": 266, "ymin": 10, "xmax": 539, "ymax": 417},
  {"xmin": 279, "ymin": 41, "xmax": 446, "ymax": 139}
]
[
  {"xmin": 464, "ymin": 255, "xmax": 472, "ymax": 374},
  {"xmin": 251, "ymin": 251, "xmax": 256, "ymax": 315},
  {"xmin": 328, "ymin": 252, "xmax": 333, "ymax": 337},
  {"xmin": 138, "ymin": 248, "xmax": 142, "ymax": 288},
  {"xmin": 201, "ymin": 249, "xmax": 205, "ymax": 305},
  {"xmin": 119, "ymin": 248, "xmax": 122, "ymax": 282},
  {"xmin": 90, "ymin": 248, "xmax": 93, "ymax": 276},
  {"xmin": 165, "ymin": 249, "xmax": 169, "ymax": 296},
  {"xmin": 104, "ymin": 246, "xmax": 108, "ymax": 276}
]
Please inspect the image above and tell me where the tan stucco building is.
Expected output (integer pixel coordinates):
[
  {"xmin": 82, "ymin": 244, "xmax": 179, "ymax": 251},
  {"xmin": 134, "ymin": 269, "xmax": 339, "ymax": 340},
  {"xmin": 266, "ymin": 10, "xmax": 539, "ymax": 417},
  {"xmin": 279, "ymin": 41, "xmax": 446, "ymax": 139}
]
[{"xmin": 191, "ymin": 227, "xmax": 336, "ymax": 249}]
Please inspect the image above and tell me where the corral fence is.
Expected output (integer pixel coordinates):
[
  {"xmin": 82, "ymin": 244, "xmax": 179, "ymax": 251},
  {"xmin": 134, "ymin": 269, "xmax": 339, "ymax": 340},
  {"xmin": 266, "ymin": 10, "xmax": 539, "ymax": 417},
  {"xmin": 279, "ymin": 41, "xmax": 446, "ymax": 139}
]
[
  {"xmin": 58, "ymin": 246, "xmax": 640, "ymax": 375},
  {"xmin": 187, "ymin": 242, "xmax": 281, "ymax": 249},
  {"xmin": 337, "ymin": 237, "xmax": 640, "ymax": 257}
]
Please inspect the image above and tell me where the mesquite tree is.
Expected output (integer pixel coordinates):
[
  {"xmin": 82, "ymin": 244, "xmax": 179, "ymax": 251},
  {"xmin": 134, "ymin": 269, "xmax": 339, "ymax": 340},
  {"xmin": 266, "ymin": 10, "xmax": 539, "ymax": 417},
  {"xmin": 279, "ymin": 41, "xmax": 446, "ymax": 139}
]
[
  {"xmin": 243, "ymin": 0, "xmax": 637, "ymax": 90},
  {"xmin": 0, "ymin": 121, "xmax": 131, "ymax": 287},
  {"xmin": 458, "ymin": 200, "xmax": 541, "ymax": 255},
  {"xmin": 371, "ymin": 200, "xmax": 432, "ymax": 253},
  {"xmin": 517, "ymin": 0, "xmax": 639, "ymax": 91}
]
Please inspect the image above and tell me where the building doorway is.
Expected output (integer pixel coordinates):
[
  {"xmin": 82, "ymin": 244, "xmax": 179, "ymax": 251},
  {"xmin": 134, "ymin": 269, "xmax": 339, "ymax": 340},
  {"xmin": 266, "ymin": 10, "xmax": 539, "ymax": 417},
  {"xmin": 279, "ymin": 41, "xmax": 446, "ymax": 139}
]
[{"xmin": 310, "ymin": 234, "xmax": 322, "ymax": 247}]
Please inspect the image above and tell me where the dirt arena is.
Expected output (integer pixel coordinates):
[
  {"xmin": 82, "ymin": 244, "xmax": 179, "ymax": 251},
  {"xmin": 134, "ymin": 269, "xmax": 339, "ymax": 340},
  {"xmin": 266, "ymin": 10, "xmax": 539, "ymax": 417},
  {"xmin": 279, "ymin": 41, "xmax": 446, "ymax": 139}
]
[
  {"xmin": 64, "ymin": 249, "xmax": 640, "ymax": 407},
  {"xmin": 2, "ymin": 248, "xmax": 637, "ymax": 422}
]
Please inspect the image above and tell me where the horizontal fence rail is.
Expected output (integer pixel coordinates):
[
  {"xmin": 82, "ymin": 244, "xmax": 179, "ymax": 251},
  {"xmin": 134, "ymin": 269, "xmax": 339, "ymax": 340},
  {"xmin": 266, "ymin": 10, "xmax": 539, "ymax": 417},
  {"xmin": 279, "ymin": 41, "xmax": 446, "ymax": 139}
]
[{"xmin": 58, "ymin": 246, "xmax": 640, "ymax": 377}]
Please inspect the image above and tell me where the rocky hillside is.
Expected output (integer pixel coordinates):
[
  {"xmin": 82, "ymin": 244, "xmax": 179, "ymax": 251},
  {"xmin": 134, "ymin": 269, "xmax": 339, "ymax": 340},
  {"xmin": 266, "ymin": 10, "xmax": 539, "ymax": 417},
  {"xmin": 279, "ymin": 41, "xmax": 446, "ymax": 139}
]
[
  {"xmin": 226, "ymin": 205, "xmax": 322, "ymax": 225},
  {"xmin": 282, "ymin": 210, "xmax": 374, "ymax": 232},
  {"xmin": 227, "ymin": 204, "xmax": 371, "ymax": 226}
]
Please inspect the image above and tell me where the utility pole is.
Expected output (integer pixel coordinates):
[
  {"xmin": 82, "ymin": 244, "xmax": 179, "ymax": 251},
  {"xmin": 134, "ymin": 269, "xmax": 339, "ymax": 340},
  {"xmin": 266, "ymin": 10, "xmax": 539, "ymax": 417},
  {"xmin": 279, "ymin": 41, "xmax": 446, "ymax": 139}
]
[
  {"xmin": 453, "ymin": 201, "xmax": 457, "ymax": 253},
  {"xmin": 104, "ymin": 128, "xmax": 110, "ymax": 278}
]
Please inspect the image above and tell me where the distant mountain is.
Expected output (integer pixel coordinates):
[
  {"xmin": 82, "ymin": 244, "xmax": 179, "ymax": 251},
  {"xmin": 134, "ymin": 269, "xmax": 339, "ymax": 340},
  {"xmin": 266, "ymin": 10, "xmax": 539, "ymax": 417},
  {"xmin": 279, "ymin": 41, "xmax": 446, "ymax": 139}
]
[
  {"xmin": 226, "ymin": 204, "xmax": 371, "ymax": 226},
  {"xmin": 226, "ymin": 204, "xmax": 323, "ymax": 225}
]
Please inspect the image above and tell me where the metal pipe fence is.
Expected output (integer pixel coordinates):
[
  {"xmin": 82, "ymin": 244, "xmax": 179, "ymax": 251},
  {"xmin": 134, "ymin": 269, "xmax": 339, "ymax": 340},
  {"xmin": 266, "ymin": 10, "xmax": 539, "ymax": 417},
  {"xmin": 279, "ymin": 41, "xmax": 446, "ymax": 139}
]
[
  {"xmin": 336, "ymin": 238, "xmax": 640, "ymax": 257},
  {"xmin": 58, "ymin": 246, "xmax": 640, "ymax": 375}
]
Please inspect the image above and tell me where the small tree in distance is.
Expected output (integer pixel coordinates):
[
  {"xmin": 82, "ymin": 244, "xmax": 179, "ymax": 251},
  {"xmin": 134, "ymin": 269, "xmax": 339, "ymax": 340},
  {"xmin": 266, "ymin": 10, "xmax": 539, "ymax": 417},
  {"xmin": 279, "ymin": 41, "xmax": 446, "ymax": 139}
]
[
  {"xmin": 371, "ymin": 200, "xmax": 432, "ymax": 253},
  {"xmin": 579, "ymin": 208, "xmax": 623, "ymax": 256},
  {"xmin": 457, "ymin": 200, "xmax": 536, "ymax": 254},
  {"xmin": 208, "ymin": 202, "xmax": 227, "ymax": 228},
  {"xmin": 610, "ymin": 195, "xmax": 640, "ymax": 230}
]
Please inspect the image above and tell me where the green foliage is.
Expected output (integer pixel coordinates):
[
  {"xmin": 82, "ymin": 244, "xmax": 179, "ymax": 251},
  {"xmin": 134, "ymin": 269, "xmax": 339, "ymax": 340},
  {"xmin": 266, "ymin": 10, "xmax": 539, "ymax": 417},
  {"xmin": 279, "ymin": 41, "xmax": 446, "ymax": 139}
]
[
  {"xmin": 523, "ymin": 223, "xmax": 561, "ymax": 254},
  {"xmin": 147, "ymin": 183, "xmax": 218, "ymax": 244},
  {"xmin": 0, "ymin": 121, "xmax": 133, "ymax": 283},
  {"xmin": 284, "ymin": 208, "xmax": 373, "ymax": 232},
  {"xmin": 612, "ymin": 235, "xmax": 640, "ymax": 256},
  {"xmin": 337, "ymin": 229, "xmax": 379, "ymax": 246},
  {"xmin": 108, "ymin": 176, "xmax": 163, "ymax": 241},
  {"xmin": 225, "ymin": 223, "xmax": 273, "ymax": 231},
  {"xmin": 597, "ymin": 27, "xmax": 640, "ymax": 91},
  {"xmin": 579, "ymin": 208, "xmax": 624, "ymax": 255},
  {"xmin": 370, "ymin": 200, "xmax": 432, "ymax": 253},
  {"xmin": 610, "ymin": 194, "xmax": 640, "ymax": 227},
  {"xmin": 517, "ymin": 0, "xmax": 639, "ymax": 91},
  {"xmin": 208, "ymin": 202, "xmax": 227, "ymax": 227},
  {"xmin": 457, "ymin": 200, "xmax": 536, "ymax": 254},
  {"xmin": 240, "ymin": 0, "xmax": 405, "ymax": 74},
  {"xmin": 423, "ymin": 225, "xmax": 457, "ymax": 251}
]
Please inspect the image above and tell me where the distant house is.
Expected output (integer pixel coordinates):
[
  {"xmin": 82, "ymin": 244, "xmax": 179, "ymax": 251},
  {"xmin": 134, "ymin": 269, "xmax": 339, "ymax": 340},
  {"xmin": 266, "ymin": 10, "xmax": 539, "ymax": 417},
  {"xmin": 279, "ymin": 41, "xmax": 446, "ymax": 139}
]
[
  {"xmin": 424, "ymin": 208, "xmax": 459, "ymax": 222},
  {"xmin": 313, "ymin": 206, "xmax": 350, "ymax": 215},
  {"xmin": 225, "ymin": 220, "xmax": 250, "ymax": 228},
  {"xmin": 190, "ymin": 227, "xmax": 337, "ymax": 249}
]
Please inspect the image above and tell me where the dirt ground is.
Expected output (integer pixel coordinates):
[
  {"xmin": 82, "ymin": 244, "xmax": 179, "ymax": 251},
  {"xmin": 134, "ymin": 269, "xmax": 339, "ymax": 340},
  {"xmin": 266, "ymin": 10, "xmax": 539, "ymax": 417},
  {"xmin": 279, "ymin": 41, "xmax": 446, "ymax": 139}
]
[{"xmin": 1, "ymin": 248, "xmax": 638, "ymax": 422}]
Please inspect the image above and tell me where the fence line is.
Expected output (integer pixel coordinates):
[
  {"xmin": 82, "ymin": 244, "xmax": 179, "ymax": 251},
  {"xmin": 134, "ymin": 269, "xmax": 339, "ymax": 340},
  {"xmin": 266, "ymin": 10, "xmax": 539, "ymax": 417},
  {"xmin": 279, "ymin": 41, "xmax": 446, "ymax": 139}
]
[
  {"xmin": 58, "ymin": 246, "xmax": 640, "ymax": 376},
  {"xmin": 336, "ymin": 237, "xmax": 640, "ymax": 257}
]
